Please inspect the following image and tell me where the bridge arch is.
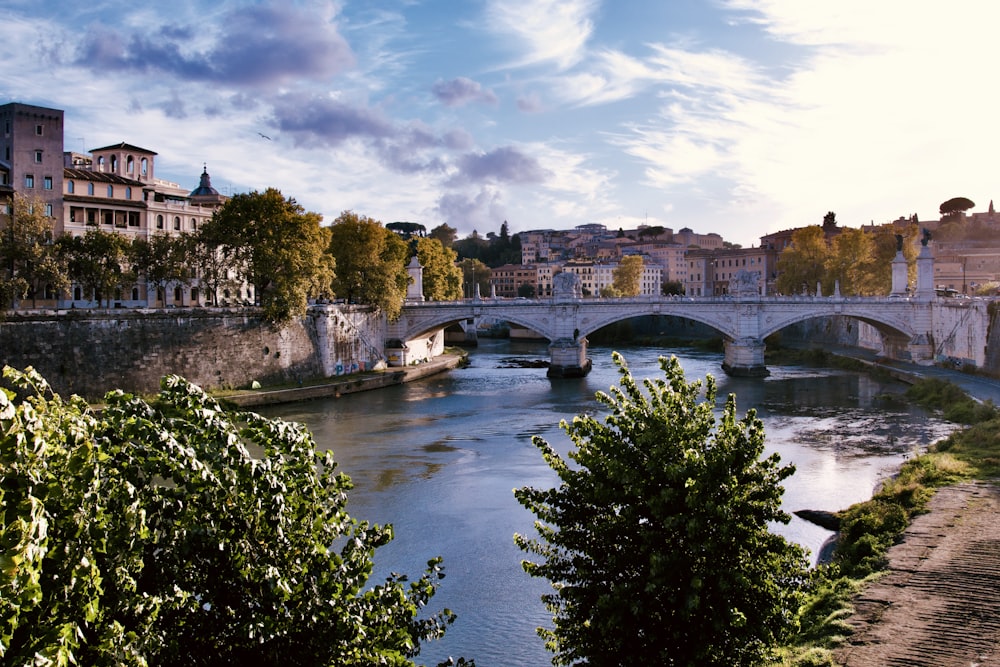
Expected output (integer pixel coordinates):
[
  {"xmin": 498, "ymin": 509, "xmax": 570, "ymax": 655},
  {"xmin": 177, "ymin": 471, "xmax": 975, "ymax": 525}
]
[
  {"xmin": 758, "ymin": 307, "xmax": 916, "ymax": 342},
  {"xmin": 573, "ymin": 304, "xmax": 736, "ymax": 342}
]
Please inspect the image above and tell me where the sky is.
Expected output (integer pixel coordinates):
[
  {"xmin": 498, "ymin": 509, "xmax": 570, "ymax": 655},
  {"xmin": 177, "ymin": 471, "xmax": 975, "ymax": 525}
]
[{"xmin": 3, "ymin": 1, "xmax": 999, "ymax": 248}]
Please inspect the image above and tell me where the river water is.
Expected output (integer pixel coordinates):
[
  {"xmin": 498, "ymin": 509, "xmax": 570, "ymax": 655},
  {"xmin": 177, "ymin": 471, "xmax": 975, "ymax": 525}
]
[{"xmin": 256, "ymin": 339, "xmax": 956, "ymax": 666}]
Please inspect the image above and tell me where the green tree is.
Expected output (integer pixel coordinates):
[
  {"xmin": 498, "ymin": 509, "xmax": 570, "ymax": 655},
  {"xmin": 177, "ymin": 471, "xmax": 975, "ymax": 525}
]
[
  {"xmin": 452, "ymin": 230, "xmax": 487, "ymax": 263},
  {"xmin": 429, "ymin": 224, "xmax": 458, "ymax": 248},
  {"xmin": 825, "ymin": 227, "xmax": 873, "ymax": 295},
  {"xmin": 456, "ymin": 258, "xmax": 490, "ymax": 298},
  {"xmin": 867, "ymin": 224, "xmax": 918, "ymax": 294},
  {"xmin": 612, "ymin": 255, "xmax": 644, "ymax": 297},
  {"xmin": 130, "ymin": 233, "xmax": 191, "ymax": 306},
  {"xmin": 0, "ymin": 366, "xmax": 471, "ymax": 667},
  {"xmin": 661, "ymin": 279, "xmax": 684, "ymax": 296},
  {"xmin": 939, "ymin": 196, "xmax": 975, "ymax": 221},
  {"xmin": 188, "ymin": 232, "xmax": 242, "ymax": 307},
  {"xmin": 515, "ymin": 353, "xmax": 809, "ymax": 666},
  {"xmin": 386, "ymin": 222, "xmax": 427, "ymax": 239},
  {"xmin": 774, "ymin": 226, "xmax": 829, "ymax": 295},
  {"xmin": 200, "ymin": 188, "xmax": 333, "ymax": 322},
  {"xmin": 328, "ymin": 211, "xmax": 409, "ymax": 320},
  {"xmin": 58, "ymin": 229, "xmax": 134, "ymax": 307},
  {"xmin": 0, "ymin": 193, "xmax": 69, "ymax": 308},
  {"xmin": 598, "ymin": 285, "xmax": 620, "ymax": 298},
  {"xmin": 415, "ymin": 237, "xmax": 463, "ymax": 301},
  {"xmin": 637, "ymin": 226, "xmax": 666, "ymax": 240}
]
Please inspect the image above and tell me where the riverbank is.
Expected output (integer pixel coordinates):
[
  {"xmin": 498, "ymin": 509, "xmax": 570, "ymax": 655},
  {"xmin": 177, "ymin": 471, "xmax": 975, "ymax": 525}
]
[
  {"xmin": 796, "ymin": 350, "xmax": 1000, "ymax": 666},
  {"xmin": 216, "ymin": 352, "xmax": 467, "ymax": 408},
  {"xmin": 833, "ymin": 481, "xmax": 1000, "ymax": 666}
]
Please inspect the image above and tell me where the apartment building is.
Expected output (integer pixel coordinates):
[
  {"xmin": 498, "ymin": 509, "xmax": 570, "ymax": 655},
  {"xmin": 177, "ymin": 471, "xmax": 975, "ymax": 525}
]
[
  {"xmin": 1, "ymin": 102, "xmax": 230, "ymax": 308},
  {"xmin": 490, "ymin": 263, "xmax": 538, "ymax": 298},
  {"xmin": 562, "ymin": 258, "xmax": 663, "ymax": 297}
]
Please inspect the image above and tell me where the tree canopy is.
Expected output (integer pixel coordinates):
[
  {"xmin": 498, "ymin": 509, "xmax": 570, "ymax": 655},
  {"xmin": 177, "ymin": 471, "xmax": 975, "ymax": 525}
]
[
  {"xmin": 58, "ymin": 229, "xmax": 133, "ymax": 307},
  {"xmin": 199, "ymin": 188, "xmax": 333, "ymax": 323},
  {"xmin": 515, "ymin": 353, "xmax": 809, "ymax": 666},
  {"xmin": 456, "ymin": 258, "xmax": 490, "ymax": 299},
  {"xmin": 939, "ymin": 196, "xmax": 975, "ymax": 218},
  {"xmin": 774, "ymin": 226, "xmax": 828, "ymax": 295},
  {"xmin": 328, "ymin": 211, "xmax": 410, "ymax": 320},
  {"xmin": 386, "ymin": 222, "xmax": 427, "ymax": 239},
  {"xmin": 612, "ymin": 255, "xmax": 644, "ymax": 297},
  {"xmin": 0, "ymin": 366, "xmax": 471, "ymax": 667},
  {"xmin": 775, "ymin": 222, "xmax": 919, "ymax": 296},
  {"xmin": 0, "ymin": 193, "xmax": 68, "ymax": 308},
  {"xmin": 414, "ymin": 237, "xmax": 463, "ymax": 301},
  {"xmin": 428, "ymin": 224, "xmax": 458, "ymax": 248},
  {"xmin": 130, "ymin": 233, "xmax": 191, "ymax": 306}
]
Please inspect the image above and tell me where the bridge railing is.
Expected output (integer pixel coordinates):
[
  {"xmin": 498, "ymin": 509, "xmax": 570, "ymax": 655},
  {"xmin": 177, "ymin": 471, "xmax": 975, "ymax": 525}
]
[{"xmin": 403, "ymin": 293, "xmax": 935, "ymax": 307}]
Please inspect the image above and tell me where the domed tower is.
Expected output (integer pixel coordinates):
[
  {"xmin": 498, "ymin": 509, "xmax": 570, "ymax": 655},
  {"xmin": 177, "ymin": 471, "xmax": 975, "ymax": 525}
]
[{"xmin": 189, "ymin": 165, "xmax": 227, "ymax": 209}]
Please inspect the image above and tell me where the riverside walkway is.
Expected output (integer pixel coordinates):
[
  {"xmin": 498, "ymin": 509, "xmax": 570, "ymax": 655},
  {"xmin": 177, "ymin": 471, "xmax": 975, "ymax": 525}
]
[{"xmin": 832, "ymin": 356, "xmax": 1000, "ymax": 666}]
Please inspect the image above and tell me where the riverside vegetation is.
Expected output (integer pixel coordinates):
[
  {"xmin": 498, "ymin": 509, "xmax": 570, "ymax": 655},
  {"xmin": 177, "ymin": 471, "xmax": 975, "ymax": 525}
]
[{"xmin": 2, "ymin": 353, "xmax": 995, "ymax": 666}]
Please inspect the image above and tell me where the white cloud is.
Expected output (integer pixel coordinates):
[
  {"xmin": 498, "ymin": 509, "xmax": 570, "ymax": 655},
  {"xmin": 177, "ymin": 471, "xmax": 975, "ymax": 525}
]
[
  {"xmin": 610, "ymin": 2, "xmax": 1000, "ymax": 242},
  {"xmin": 484, "ymin": 0, "xmax": 598, "ymax": 71}
]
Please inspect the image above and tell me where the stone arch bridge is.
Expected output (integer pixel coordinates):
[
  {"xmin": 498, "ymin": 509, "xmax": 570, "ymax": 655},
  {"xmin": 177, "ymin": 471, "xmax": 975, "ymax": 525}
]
[{"xmin": 386, "ymin": 293, "xmax": 938, "ymax": 377}]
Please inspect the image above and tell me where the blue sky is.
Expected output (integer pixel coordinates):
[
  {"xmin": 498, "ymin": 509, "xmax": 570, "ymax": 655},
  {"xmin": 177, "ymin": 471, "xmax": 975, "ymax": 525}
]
[{"xmin": 3, "ymin": 0, "xmax": 998, "ymax": 247}]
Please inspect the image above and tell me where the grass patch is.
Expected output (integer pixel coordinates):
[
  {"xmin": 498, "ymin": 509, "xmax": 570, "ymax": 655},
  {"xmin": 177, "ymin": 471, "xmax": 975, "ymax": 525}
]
[{"xmin": 905, "ymin": 376, "xmax": 1000, "ymax": 424}]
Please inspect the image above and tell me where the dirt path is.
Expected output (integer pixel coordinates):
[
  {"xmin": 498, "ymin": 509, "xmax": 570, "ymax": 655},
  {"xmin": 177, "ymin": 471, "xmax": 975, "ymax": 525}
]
[{"xmin": 834, "ymin": 481, "xmax": 1000, "ymax": 666}]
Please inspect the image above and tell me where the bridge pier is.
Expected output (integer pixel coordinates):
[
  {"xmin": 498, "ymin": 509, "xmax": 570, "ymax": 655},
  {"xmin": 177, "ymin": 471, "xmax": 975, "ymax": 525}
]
[
  {"xmin": 722, "ymin": 338, "xmax": 770, "ymax": 377},
  {"xmin": 547, "ymin": 337, "xmax": 592, "ymax": 378}
]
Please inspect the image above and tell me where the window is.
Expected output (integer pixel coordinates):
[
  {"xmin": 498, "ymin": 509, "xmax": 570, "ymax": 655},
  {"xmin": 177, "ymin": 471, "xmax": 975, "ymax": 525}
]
[
  {"xmin": 125, "ymin": 186, "xmax": 131, "ymax": 199},
  {"xmin": 141, "ymin": 157, "xmax": 148, "ymax": 176},
  {"xmin": 107, "ymin": 185, "xmax": 114, "ymax": 197},
  {"xmin": 43, "ymin": 176, "xmax": 52, "ymax": 190},
  {"xmin": 67, "ymin": 180, "xmax": 74, "ymax": 194},
  {"xmin": 110, "ymin": 155, "xmax": 118, "ymax": 173},
  {"xmin": 24, "ymin": 174, "xmax": 34, "ymax": 188},
  {"xmin": 34, "ymin": 150, "xmax": 43, "ymax": 163},
  {"xmin": 87, "ymin": 183, "xmax": 94, "ymax": 195},
  {"xmin": 126, "ymin": 156, "xmax": 134, "ymax": 173},
  {"xmin": 173, "ymin": 216, "xmax": 181, "ymax": 230},
  {"xmin": 157, "ymin": 214, "xmax": 164, "ymax": 229},
  {"xmin": 45, "ymin": 204, "xmax": 52, "ymax": 217},
  {"xmin": 97, "ymin": 156, "xmax": 105, "ymax": 171},
  {"xmin": 35, "ymin": 124, "xmax": 43, "ymax": 136},
  {"xmin": 190, "ymin": 217, "xmax": 197, "ymax": 230}
]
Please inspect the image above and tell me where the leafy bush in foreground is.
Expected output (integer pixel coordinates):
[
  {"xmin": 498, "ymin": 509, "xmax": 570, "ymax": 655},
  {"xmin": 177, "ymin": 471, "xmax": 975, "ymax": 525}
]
[
  {"xmin": 515, "ymin": 353, "xmax": 810, "ymax": 666},
  {"xmin": 0, "ymin": 366, "xmax": 467, "ymax": 667}
]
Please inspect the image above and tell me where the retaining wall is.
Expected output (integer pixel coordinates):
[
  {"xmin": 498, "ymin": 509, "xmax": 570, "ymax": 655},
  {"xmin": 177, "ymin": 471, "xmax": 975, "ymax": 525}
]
[{"xmin": 0, "ymin": 305, "xmax": 385, "ymax": 400}]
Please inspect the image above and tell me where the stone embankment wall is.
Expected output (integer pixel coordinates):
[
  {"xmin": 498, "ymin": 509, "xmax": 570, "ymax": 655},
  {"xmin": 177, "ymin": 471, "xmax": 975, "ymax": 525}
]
[{"xmin": 0, "ymin": 305, "xmax": 385, "ymax": 400}]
